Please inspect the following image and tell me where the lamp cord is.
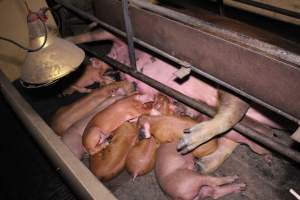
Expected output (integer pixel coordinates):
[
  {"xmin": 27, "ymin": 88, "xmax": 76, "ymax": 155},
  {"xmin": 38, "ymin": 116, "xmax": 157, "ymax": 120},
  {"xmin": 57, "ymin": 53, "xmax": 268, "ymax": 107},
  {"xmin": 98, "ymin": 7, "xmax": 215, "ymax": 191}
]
[
  {"xmin": 0, "ymin": 18, "xmax": 48, "ymax": 52},
  {"xmin": 0, "ymin": 0, "xmax": 48, "ymax": 52}
]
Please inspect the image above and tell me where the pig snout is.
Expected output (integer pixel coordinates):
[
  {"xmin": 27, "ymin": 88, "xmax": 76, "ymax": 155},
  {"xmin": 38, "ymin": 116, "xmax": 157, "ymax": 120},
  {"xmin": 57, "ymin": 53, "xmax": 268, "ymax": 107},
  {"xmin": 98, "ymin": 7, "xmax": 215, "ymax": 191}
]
[{"xmin": 82, "ymin": 126, "xmax": 110, "ymax": 155}]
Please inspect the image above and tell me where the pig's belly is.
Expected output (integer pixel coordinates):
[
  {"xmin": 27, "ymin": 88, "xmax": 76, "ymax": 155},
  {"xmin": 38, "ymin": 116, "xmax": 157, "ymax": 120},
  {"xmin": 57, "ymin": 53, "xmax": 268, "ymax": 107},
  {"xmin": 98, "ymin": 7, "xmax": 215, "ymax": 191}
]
[{"xmin": 125, "ymin": 58, "xmax": 280, "ymax": 128}]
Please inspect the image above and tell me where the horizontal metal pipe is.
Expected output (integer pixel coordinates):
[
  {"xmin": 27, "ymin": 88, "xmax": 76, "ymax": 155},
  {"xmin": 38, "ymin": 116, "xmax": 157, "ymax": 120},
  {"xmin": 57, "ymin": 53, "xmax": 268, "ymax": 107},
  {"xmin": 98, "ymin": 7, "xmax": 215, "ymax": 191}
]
[
  {"xmin": 0, "ymin": 70, "xmax": 117, "ymax": 200},
  {"xmin": 81, "ymin": 45, "xmax": 300, "ymax": 164},
  {"xmin": 55, "ymin": 0, "xmax": 300, "ymax": 125},
  {"xmin": 233, "ymin": 0, "xmax": 300, "ymax": 19}
]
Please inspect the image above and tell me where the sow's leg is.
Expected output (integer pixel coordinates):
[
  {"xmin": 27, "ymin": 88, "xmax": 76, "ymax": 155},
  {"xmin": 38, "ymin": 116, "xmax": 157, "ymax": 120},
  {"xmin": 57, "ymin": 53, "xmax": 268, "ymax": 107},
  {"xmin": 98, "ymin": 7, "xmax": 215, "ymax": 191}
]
[
  {"xmin": 177, "ymin": 90, "xmax": 249, "ymax": 154},
  {"xmin": 195, "ymin": 137, "xmax": 239, "ymax": 174},
  {"xmin": 195, "ymin": 130, "xmax": 272, "ymax": 174}
]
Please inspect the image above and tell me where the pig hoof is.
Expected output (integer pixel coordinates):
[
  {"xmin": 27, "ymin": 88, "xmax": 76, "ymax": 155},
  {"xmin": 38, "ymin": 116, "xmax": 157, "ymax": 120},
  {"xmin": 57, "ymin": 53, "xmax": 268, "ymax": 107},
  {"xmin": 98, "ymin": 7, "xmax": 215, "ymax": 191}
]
[
  {"xmin": 177, "ymin": 137, "xmax": 188, "ymax": 151},
  {"xmin": 194, "ymin": 158, "xmax": 205, "ymax": 172},
  {"xmin": 229, "ymin": 183, "xmax": 247, "ymax": 194},
  {"xmin": 183, "ymin": 128, "xmax": 191, "ymax": 134},
  {"xmin": 177, "ymin": 135, "xmax": 199, "ymax": 154},
  {"xmin": 212, "ymin": 183, "xmax": 246, "ymax": 199},
  {"xmin": 178, "ymin": 122, "xmax": 212, "ymax": 154}
]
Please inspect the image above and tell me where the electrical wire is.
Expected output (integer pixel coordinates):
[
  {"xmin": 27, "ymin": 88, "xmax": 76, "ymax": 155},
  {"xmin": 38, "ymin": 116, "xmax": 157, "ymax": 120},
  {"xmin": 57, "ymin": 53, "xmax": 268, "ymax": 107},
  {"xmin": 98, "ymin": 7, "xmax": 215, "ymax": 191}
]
[
  {"xmin": 0, "ymin": 0, "xmax": 48, "ymax": 52},
  {"xmin": 0, "ymin": 20, "xmax": 48, "ymax": 52}
]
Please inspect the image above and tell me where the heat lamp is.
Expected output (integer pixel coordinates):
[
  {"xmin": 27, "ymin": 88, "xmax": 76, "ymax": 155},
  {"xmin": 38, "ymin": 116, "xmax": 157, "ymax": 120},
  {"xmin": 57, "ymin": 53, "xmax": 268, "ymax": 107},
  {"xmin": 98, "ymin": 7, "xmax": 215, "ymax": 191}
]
[{"xmin": 0, "ymin": 2, "xmax": 85, "ymax": 88}]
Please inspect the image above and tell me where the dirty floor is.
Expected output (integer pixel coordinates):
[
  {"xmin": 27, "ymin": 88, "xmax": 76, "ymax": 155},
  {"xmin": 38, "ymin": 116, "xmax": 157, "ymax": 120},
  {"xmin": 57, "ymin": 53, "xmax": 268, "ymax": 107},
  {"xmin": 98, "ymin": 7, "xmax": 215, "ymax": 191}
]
[{"xmin": 103, "ymin": 143, "xmax": 300, "ymax": 200}]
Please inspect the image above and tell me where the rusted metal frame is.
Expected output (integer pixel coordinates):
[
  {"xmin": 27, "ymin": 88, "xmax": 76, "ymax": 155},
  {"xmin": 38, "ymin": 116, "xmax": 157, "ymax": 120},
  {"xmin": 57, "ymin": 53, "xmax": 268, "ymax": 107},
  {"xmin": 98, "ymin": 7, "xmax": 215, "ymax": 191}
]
[
  {"xmin": 233, "ymin": 0, "xmax": 300, "ymax": 19},
  {"xmin": 81, "ymin": 44, "xmax": 300, "ymax": 164},
  {"xmin": 122, "ymin": 0, "xmax": 137, "ymax": 69},
  {"xmin": 55, "ymin": 0, "xmax": 300, "ymax": 125},
  {"xmin": 95, "ymin": 0, "xmax": 300, "ymax": 124},
  {"xmin": 0, "ymin": 70, "xmax": 117, "ymax": 200}
]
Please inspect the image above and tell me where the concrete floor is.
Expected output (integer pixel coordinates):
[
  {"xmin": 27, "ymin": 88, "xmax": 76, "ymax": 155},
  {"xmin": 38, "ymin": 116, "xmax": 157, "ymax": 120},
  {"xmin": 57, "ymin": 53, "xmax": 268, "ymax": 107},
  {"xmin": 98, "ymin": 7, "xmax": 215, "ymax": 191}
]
[{"xmin": 104, "ymin": 144, "xmax": 300, "ymax": 200}]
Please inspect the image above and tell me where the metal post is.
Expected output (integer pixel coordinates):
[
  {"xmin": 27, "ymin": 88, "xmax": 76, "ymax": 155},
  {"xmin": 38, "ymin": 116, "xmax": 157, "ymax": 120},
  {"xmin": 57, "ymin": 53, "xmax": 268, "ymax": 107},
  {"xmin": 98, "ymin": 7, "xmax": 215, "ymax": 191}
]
[
  {"xmin": 218, "ymin": 0, "xmax": 224, "ymax": 16},
  {"xmin": 122, "ymin": 0, "xmax": 137, "ymax": 70}
]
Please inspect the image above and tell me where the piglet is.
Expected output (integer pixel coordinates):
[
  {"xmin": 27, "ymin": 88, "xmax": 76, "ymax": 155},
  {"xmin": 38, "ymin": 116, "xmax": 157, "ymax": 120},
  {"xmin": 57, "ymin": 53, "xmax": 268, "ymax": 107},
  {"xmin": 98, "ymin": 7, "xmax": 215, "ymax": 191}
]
[
  {"xmin": 126, "ymin": 136, "xmax": 159, "ymax": 180},
  {"xmin": 152, "ymin": 93, "xmax": 175, "ymax": 116},
  {"xmin": 138, "ymin": 115, "xmax": 218, "ymax": 157},
  {"xmin": 51, "ymin": 80, "xmax": 135, "ymax": 135},
  {"xmin": 62, "ymin": 58, "xmax": 113, "ymax": 96},
  {"xmin": 90, "ymin": 122, "xmax": 138, "ymax": 181},
  {"xmin": 82, "ymin": 93, "xmax": 154, "ymax": 155},
  {"xmin": 155, "ymin": 142, "xmax": 246, "ymax": 200},
  {"xmin": 61, "ymin": 95, "xmax": 126, "ymax": 159}
]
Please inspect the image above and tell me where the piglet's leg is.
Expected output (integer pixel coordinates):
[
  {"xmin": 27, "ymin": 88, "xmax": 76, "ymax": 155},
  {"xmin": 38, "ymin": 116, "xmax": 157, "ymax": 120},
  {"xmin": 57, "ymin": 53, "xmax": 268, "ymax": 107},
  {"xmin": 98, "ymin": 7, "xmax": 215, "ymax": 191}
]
[
  {"xmin": 200, "ymin": 175, "xmax": 239, "ymax": 187},
  {"xmin": 225, "ymin": 130, "xmax": 272, "ymax": 164},
  {"xmin": 195, "ymin": 137, "xmax": 239, "ymax": 174},
  {"xmin": 177, "ymin": 90, "xmax": 249, "ymax": 154},
  {"xmin": 198, "ymin": 183, "xmax": 246, "ymax": 200},
  {"xmin": 72, "ymin": 85, "xmax": 92, "ymax": 94}
]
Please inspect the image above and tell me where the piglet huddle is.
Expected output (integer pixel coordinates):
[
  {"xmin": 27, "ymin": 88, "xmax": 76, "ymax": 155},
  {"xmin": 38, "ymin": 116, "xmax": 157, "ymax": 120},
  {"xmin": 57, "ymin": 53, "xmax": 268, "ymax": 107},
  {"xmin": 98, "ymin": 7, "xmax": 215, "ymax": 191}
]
[{"xmin": 50, "ymin": 58, "xmax": 270, "ymax": 200}]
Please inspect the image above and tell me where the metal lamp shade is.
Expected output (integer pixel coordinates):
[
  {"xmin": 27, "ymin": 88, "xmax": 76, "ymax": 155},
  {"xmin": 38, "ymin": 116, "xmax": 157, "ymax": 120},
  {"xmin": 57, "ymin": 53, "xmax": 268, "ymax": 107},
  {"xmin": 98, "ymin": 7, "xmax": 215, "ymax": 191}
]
[{"xmin": 21, "ymin": 32, "xmax": 85, "ymax": 86}]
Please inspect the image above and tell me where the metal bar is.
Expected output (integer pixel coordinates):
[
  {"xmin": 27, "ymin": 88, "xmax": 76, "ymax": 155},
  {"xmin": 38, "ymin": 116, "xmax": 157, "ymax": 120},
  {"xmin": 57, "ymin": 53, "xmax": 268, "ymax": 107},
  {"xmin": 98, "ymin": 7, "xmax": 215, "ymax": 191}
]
[
  {"xmin": 55, "ymin": 0, "xmax": 300, "ymax": 125},
  {"xmin": 233, "ymin": 0, "xmax": 300, "ymax": 19},
  {"xmin": 0, "ymin": 70, "xmax": 117, "ymax": 200},
  {"xmin": 81, "ymin": 44, "xmax": 300, "ymax": 164},
  {"xmin": 218, "ymin": 0, "xmax": 224, "ymax": 16},
  {"xmin": 122, "ymin": 0, "xmax": 137, "ymax": 69}
]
